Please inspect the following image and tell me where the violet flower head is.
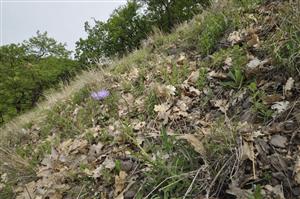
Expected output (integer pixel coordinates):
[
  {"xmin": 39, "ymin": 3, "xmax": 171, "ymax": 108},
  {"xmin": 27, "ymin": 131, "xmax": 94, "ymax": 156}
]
[{"xmin": 91, "ymin": 89, "xmax": 110, "ymax": 100}]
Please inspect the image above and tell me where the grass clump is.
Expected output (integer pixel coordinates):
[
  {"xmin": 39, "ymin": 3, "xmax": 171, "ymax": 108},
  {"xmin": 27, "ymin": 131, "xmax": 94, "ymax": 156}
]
[
  {"xmin": 267, "ymin": 2, "xmax": 300, "ymax": 74},
  {"xmin": 145, "ymin": 90, "xmax": 160, "ymax": 118},
  {"xmin": 196, "ymin": 67, "xmax": 208, "ymax": 90},
  {"xmin": 136, "ymin": 129, "xmax": 204, "ymax": 198},
  {"xmin": 161, "ymin": 63, "xmax": 190, "ymax": 86},
  {"xmin": 113, "ymin": 47, "xmax": 152, "ymax": 74},
  {"xmin": 198, "ymin": 12, "xmax": 228, "ymax": 55}
]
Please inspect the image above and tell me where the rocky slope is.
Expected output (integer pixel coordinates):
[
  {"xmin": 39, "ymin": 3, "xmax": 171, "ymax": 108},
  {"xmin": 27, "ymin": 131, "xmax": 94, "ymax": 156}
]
[{"xmin": 1, "ymin": 0, "xmax": 300, "ymax": 198}]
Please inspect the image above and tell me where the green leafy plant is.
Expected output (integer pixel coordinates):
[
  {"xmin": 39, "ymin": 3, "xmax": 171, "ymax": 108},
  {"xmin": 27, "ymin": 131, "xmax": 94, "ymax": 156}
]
[
  {"xmin": 248, "ymin": 82, "xmax": 273, "ymax": 121},
  {"xmin": 223, "ymin": 67, "xmax": 245, "ymax": 89},
  {"xmin": 249, "ymin": 184, "xmax": 263, "ymax": 199}
]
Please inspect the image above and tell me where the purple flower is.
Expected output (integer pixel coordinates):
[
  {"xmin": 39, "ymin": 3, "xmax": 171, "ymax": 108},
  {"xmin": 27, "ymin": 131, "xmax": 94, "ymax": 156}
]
[{"xmin": 91, "ymin": 89, "xmax": 110, "ymax": 100}]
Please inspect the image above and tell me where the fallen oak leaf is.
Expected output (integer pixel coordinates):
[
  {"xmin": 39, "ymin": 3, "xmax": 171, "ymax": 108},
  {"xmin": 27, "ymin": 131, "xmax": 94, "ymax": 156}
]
[
  {"xmin": 154, "ymin": 84, "xmax": 176, "ymax": 98},
  {"xmin": 211, "ymin": 99, "xmax": 229, "ymax": 114},
  {"xmin": 176, "ymin": 134, "xmax": 205, "ymax": 155},
  {"xmin": 187, "ymin": 70, "xmax": 200, "ymax": 84},
  {"xmin": 114, "ymin": 171, "xmax": 128, "ymax": 197},
  {"xmin": 154, "ymin": 103, "xmax": 171, "ymax": 124}
]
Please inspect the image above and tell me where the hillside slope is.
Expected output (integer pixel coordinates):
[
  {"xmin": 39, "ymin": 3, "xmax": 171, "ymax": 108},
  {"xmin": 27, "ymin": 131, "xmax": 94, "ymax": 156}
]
[{"xmin": 1, "ymin": 0, "xmax": 300, "ymax": 198}]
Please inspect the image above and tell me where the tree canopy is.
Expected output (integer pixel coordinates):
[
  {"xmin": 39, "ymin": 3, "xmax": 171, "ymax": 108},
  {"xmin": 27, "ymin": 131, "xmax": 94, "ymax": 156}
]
[
  {"xmin": 75, "ymin": 0, "xmax": 210, "ymax": 64},
  {"xmin": 75, "ymin": 1, "xmax": 150, "ymax": 64},
  {"xmin": 0, "ymin": 32, "xmax": 79, "ymax": 125}
]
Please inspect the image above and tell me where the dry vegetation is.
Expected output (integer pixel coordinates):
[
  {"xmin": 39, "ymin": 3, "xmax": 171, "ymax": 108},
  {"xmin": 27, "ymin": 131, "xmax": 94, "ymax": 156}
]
[{"xmin": 1, "ymin": 0, "xmax": 300, "ymax": 198}]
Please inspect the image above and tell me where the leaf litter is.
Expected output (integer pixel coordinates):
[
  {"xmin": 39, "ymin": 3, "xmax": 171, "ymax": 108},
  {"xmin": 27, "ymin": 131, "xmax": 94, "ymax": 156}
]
[{"xmin": 4, "ymin": 1, "xmax": 300, "ymax": 199}]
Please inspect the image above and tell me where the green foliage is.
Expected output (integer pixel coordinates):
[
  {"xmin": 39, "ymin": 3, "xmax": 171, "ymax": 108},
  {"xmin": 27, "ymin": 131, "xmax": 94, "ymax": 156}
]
[
  {"xmin": 76, "ymin": 0, "xmax": 210, "ymax": 64},
  {"xmin": 213, "ymin": 46, "xmax": 248, "ymax": 89},
  {"xmin": 0, "ymin": 184, "xmax": 14, "ymax": 199},
  {"xmin": 198, "ymin": 13, "xmax": 228, "ymax": 55},
  {"xmin": 249, "ymin": 185, "xmax": 263, "ymax": 199},
  {"xmin": 223, "ymin": 68, "xmax": 245, "ymax": 89},
  {"xmin": 0, "ymin": 33, "xmax": 80, "ymax": 125},
  {"xmin": 161, "ymin": 63, "xmax": 189, "ymax": 86},
  {"xmin": 23, "ymin": 31, "xmax": 71, "ymax": 59},
  {"xmin": 145, "ymin": 90, "xmax": 159, "ymax": 118},
  {"xmin": 196, "ymin": 67, "xmax": 208, "ymax": 90},
  {"xmin": 136, "ymin": 129, "xmax": 203, "ymax": 198},
  {"xmin": 75, "ymin": 1, "xmax": 150, "ymax": 64},
  {"xmin": 248, "ymin": 82, "xmax": 273, "ymax": 121},
  {"xmin": 139, "ymin": 0, "xmax": 210, "ymax": 32},
  {"xmin": 267, "ymin": 2, "xmax": 300, "ymax": 74}
]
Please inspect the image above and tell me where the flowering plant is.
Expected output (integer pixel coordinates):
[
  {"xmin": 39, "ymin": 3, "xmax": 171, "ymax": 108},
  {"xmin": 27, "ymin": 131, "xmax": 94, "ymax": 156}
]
[{"xmin": 91, "ymin": 89, "xmax": 110, "ymax": 100}]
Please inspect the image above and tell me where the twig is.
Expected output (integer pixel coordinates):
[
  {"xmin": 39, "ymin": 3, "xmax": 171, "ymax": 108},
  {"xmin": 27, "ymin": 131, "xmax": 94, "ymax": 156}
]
[
  {"xmin": 25, "ymin": 185, "xmax": 32, "ymax": 199},
  {"xmin": 206, "ymin": 155, "xmax": 233, "ymax": 199},
  {"xmin": 144, "ymin": 171, "xmax": 197, "ymax": 199},
  {"xmin": 183, "ymin": 167, "xmax": 201, "ymax": 199},
  {"xmin": 76, "ymin": 184, "xmax": 86, "ymax": 199}
]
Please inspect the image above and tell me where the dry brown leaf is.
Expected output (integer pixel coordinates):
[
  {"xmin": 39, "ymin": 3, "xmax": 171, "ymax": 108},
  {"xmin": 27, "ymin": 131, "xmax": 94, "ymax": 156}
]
[
  {"xmin": 177, "ymin": 134, "xmax": 205, "ymax": 155},
  {"xmin": 128, "ymin": 67, "xmax": 139, "ymax": 80},
  {"xmin": 173, "ymin": 100, "xmax": 188, "ymax": 118},
  {"xmin": 69, "ymin": 139, "xmax": 88, "ymax": 154},
  {"xmin": 211, "ymin": 99, "xmax": 229, "ymax": 113},
  {"xmin": 247, "ymin": 33, "xmax": 260, "ymax": 48},
  {"xmin": 226, "ymin": 181, "xmax": 252, "ymax": 199},
  {"xmin": 154, "ymin": 84, "xmax": 176, "ymax": 98},
  {"xmin": 0, "ymin": 183, "xmax": 4, "ymax": 192},
  {"xmin": 262, "ymin": 94, "xmax": 284, "ymax": 105},
  {"xmin": 294, "ymin": 156, "xmax": 300, "ymax": 184},
  {"xmin": 264, "ymin": 185, "xmax": 285, "ymax": 199},
  {"xmin": 241, "ymin": 141, "xmax": 255, "ymax": 162},
  {"xmin": 225, "ymin": 57, "xmax": 233, "ymax": 66},
  {"xmin": 114, "ymin": 171, "xmax": 128, "ymax": 197},
  {"xmin": 133, "ymin": 121, "xmax": 146, "ymax": 131},
  {"xmin": 154, "ymin": 103, "xmax": 171, "ymax": 124},
  {"xmin": 246, "ymin": 58, "xmax": 261, "ymax": 69},
  {"xmin": 187, "ymin": 70, "xmax": 200, "ymax": 84},
  {"xmin": 16, "ymin": 181, "xmax": 37, "ymax": 199},
  {"xmin": 88, "ymin": 142, "xmax": 104, "ymax": 157},
  {"xmin": 1, "ymin": 173, "xmax": 8, "ymax": 183}
]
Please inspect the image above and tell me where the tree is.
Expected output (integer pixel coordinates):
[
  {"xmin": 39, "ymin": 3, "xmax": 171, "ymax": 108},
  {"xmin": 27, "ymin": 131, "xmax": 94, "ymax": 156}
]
[
  {"xmin": 0, "ymin": 38, "xmax": 79, "ymax": 125},
  {"xmin": 75, "ymin": 1, "xmax": 150, "ymax": 64},
  {"xmin": 138, "ymin": 0, "xmax": 210, "ymax": 32},
  {"xmin": 23, "ymin": 31, "xmax": 71, "ymax": 59}
]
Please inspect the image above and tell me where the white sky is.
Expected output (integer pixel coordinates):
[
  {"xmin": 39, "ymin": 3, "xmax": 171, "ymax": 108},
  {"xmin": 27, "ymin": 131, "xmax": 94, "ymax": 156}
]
[{"xmin": 0, "ymin": 0, "xmax": 127, "ymax": 51}]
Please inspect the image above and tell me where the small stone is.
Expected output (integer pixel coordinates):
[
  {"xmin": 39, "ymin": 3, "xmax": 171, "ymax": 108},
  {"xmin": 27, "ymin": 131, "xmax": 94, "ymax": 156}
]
[
  {"xmin": 270, "ymin": 135, "xmax": 287, "ymax": 148},
  {"xmin": 124, "ymin": 190, "xmax": 136, "ymax": 199},
  {"xmin": 121, "ymin": 160, "xmax": 134, "ymax": 172}
]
